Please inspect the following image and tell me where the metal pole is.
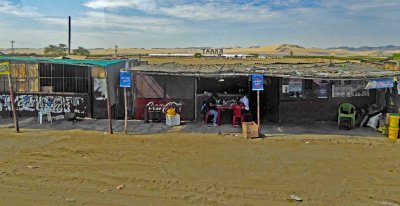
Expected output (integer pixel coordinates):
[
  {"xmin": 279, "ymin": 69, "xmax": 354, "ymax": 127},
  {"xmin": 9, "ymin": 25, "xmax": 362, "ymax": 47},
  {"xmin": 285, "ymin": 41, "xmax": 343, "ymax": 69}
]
[
  {"xmin": 68, "ymin": 16, "xmax": 71, "ymax": 55},
  {"xmin": 105, "ymin": 70, "xmax": 113, "ymax": 134},
  {"xmin": 257, "ymin": 90, "xmax": 260, "ymax": 128},
  {"xmin": 8, "ymin": 73, "xmax": 19, "ymax": 132},
  {"xmin": 10, "ymin": 40, "xmax": 15, "ymax": 55},
  {"xmin": 194, "ymin": 77, "xmax": 198, "ymax": 121},
  {"xmin": 124, "ymin": 87, "xmax": 128, "ymax": 134}
]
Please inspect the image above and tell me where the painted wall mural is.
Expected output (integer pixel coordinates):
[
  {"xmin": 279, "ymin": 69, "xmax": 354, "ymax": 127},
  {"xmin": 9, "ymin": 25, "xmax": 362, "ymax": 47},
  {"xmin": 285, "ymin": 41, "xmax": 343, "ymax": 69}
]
[
  {"xmin": 0, "ymin": 94, "xmax": 87, "ymax": 114},
  {"xmin": 146, "ymin": 101, "xmax": 184, "ymax": 113},
  {"xmin": 135, "ymin": 98, "xmax": 195, "ymax": 120}
]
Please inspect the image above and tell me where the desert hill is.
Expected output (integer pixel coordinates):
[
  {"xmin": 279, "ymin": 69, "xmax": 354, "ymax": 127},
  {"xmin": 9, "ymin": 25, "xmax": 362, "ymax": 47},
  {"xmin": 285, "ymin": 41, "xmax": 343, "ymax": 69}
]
[
  {"xmin": 1, "ymin": 44, "xmax": 399, "ymax": 57},
  {"xmin": 329, "ymin": 45, "xmax": 400, "ymax": 52}
]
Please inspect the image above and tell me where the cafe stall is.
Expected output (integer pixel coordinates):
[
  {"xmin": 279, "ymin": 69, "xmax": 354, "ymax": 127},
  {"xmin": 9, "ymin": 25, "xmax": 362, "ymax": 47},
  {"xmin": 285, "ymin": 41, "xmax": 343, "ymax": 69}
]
[
  {"xmin": 196, "ymin": 75, "xmax": 249, "ymax": 124},
  {"xmin": 128, "ymin": 63, "xmax": 251, "ymax": 122},
  {"xmin": 129, "ymin": 62, "xmax": 400, "ymax": 124}
]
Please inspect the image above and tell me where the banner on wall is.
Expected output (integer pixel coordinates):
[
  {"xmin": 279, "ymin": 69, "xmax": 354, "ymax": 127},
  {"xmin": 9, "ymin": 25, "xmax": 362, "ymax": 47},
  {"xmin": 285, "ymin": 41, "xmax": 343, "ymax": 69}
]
[
  {"xmin": 317, "ymin": 83, "xmax": 328, "ymax": 99},
  {"xmin": 0, "ymin": 62, "xmax": 10, "ymax": 75},
  {"xmin": 93, "ymin": 78, "xmax": 107, "ymax": 100},
  {"xmin": 365, "ymin": 78, "xmax": 394, "ymax": 89},
  {"xmin": 332, "ymin": 81, "xmax": 369, "ymax": 98},
  {"xmin": 288, "ymin": 79, "xmax": 302, "ymax": 92}
]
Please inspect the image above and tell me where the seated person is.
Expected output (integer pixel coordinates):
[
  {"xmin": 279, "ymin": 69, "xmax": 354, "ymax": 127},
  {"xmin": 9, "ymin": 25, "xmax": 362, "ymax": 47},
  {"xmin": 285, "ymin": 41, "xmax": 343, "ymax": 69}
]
[{"xmin": 204, "ymin": 93, "xmax": 219, "ymax": 126}]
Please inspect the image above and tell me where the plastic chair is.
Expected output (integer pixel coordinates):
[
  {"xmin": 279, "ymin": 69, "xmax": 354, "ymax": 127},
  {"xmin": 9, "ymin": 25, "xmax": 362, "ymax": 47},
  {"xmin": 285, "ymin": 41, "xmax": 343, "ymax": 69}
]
[
  {"xmin": 38, "ymin": 102, "xmax": 53, "ymax": 124},
  {"xmin": 232, "ymin": 104, "xmax": 252, "ymax": 127},
  {"xmin": 38, "ymin": 111, "xmax": 52, "ymax": 124},
  {"xmin": 338, "ymin": 103, "xmax": 356, "ymax": 126}
]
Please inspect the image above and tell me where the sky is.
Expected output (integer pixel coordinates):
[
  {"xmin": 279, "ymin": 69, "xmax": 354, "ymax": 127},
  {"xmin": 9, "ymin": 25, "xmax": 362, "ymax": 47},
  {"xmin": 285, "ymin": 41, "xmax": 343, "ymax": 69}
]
[{"xmin": 0, "ymin": 0, "xmax": 400, "ymax": 49}]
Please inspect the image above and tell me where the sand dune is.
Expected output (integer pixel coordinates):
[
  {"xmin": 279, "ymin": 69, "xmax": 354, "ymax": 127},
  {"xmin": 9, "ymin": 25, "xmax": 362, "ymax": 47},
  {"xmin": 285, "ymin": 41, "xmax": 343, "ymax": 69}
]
[{"xmin": 1, "ymin": 44, "xmax": 399, "ymax": 57}]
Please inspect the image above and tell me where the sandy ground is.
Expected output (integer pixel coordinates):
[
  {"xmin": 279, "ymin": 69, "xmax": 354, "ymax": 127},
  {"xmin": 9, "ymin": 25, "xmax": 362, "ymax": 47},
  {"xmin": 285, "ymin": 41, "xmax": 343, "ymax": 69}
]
[{"xmin": 0, "ymin": 123, "xmax": 399, "ymax": 206}]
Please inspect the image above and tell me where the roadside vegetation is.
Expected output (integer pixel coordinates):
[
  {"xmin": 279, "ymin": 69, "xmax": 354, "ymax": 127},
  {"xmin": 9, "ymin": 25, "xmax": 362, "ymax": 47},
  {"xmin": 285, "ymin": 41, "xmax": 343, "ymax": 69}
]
[
  {"xmin": 43, "ymin": 44, "xmax": 90, "ymax": 57},
  {"xmin": 392, "ymin": 53, "xmax": 400, "ymax": 60}
]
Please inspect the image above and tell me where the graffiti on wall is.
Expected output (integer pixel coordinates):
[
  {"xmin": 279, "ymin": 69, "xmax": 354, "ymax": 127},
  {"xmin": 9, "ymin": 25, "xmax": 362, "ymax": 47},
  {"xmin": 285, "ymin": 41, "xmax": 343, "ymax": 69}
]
[
  {"xmin": 0, "ymin": 95, "xmax": 11, "ymax": 112},
  {"xmin": 0, "ymin": 95, "xmax": 87, "ymax": 114}
]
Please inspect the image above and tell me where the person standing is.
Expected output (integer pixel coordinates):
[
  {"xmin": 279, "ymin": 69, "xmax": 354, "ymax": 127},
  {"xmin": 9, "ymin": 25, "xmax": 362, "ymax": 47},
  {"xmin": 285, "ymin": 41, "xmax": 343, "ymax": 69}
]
[{"xmin": 240, "ymin": 94, "xmax": 250, "ymax": 113}]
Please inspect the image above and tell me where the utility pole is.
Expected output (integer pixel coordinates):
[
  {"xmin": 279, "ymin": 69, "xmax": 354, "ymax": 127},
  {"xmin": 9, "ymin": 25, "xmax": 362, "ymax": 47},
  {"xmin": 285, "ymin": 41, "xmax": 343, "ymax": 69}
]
[
  {"xmin": 10, "ymin": 40, "xmax": 15, "ymax": 55},
  {"xmin": 68, "ymin": 16, "xmax": 71, "ymax": 55}
]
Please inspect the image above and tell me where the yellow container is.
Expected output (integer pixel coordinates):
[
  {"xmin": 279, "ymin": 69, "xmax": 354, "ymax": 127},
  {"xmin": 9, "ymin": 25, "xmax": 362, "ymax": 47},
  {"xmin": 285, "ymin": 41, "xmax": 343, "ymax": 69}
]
[
  {"xmin": 389, "ymin": 114, "xmax": 400, "ymax": 128},
  {"xmin": 388, "ymin": 127, "xmax": 399, "ymax": 140}
]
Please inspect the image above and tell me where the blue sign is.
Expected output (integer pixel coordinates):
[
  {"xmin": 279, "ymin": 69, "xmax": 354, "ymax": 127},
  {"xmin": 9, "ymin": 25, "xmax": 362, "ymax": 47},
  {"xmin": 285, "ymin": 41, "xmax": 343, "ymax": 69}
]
[
  {"xmin": 120, "ymin": 71, "xmax": 131, "ymax": 87},
  {"xmin": 365, "ymin": 78, "xmax": 394, "ymax": 89},
  {"xmin": 252, "ymin": 74, "xmax": 264, "ymax": 91}
]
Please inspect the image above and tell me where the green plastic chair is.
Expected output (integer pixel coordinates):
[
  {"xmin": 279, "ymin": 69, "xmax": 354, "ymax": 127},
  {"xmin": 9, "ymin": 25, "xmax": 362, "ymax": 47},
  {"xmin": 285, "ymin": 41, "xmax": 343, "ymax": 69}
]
[{"xmin": 338, "ymin": 103, "xmax": 356, "ymax": 126}]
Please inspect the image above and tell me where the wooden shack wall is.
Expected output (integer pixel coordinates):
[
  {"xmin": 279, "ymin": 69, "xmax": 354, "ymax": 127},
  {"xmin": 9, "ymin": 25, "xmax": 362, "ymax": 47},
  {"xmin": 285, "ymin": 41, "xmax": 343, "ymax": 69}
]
[
  {"xmin": 133, "ymin": 73, "xmax": 196, "ymax": 120},
  {"xmin": 278, "ymin": 79, "xmax": 377, "ymax": 123}
]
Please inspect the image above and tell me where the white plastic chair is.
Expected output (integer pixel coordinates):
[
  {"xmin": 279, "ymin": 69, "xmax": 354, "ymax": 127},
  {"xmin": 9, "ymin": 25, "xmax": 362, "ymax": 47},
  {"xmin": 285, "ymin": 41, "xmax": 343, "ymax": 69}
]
[{"xmin": 38, "ymin": 104, "xmax": 53, "ymax": 124}]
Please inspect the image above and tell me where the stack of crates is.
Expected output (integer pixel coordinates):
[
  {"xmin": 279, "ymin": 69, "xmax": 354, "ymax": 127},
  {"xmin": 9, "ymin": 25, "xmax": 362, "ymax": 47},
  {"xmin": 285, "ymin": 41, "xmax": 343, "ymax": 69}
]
[{"xmin": 387, "ymin": 113, "xmax": 400, "ymax": 140}]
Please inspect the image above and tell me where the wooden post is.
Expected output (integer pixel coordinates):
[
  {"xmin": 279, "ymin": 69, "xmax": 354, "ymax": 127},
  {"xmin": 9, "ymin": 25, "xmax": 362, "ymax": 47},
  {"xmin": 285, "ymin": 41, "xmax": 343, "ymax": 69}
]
[
  {"xmin": 257, "ymin": 90, "xmax": 260, "ymax": 128},
  {"xmin": 8, "ymin": 73, "xmax": 19, "ymax": 132},
  {"xmin": 194, "ymin": 77, "xmax": 198, "ymax": 121},
  {"xmin": 105, "ymin": 70, "xmax": 113, "ymax": 134},
  {"xmin": 124, "ymin": 87, "xmax": 128, "ymax": 134}
]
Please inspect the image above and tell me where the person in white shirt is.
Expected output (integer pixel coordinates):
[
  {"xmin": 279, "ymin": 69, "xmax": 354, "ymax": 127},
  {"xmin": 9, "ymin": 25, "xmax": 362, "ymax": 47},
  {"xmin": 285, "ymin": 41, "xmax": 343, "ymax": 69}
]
[{"xmin": 239, "ymin": 95, "xmax": 250, "ymax": 113}]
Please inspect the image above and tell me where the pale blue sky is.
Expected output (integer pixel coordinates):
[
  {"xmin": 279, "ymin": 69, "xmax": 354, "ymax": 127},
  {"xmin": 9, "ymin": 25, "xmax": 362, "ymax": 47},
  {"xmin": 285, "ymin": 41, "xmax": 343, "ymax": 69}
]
[{"xmin": 1, "ymin": 0, "xmax": 399, "ymax": 49}]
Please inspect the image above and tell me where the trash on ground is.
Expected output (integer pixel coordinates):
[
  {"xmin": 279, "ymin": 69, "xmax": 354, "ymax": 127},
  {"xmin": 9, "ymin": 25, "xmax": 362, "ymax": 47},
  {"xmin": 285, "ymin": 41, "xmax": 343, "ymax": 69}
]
[
  {"xmin": 290, "ymin": 194, "xmax": 303, "ymax": 202},
  {"xmin": 66, "ymin": 197, "xmax": 76, "ymax": 202},
  {"xmin": 116, "ymin": 185, "xmax": 125, "ymax": 190}
]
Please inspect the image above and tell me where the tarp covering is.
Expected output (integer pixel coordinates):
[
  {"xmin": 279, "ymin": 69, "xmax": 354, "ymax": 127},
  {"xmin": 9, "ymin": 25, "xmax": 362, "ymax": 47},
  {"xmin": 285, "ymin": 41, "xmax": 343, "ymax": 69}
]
[
  {"xmin": 0, "ymin": 56, "xmax": 125, "ymax": 68},
  {"xmin": 130, "ymin": 62, "xmax": 400, "ymax": 80}
]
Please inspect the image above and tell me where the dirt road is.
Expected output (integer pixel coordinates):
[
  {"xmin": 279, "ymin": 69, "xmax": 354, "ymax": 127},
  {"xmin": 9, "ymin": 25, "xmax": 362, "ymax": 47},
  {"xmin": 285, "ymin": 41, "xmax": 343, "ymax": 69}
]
[{"xmin": 0, "ymin": 128, "xmax": 399, "ymax": 205}]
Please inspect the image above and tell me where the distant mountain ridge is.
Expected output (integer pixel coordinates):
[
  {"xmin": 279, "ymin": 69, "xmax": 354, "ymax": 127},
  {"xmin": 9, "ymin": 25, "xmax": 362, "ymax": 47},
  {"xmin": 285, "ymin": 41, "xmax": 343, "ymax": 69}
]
[{"xmin": 328, "ymin": 45, "xmax": 400, "ymax": 51}]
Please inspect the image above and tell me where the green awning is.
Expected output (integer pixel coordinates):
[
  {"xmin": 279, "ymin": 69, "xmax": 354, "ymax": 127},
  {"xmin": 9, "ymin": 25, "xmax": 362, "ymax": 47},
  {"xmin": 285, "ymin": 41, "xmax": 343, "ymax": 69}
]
[{"xmin": 0, "ymin": 56, "xmax": 125, "ymax": 68}]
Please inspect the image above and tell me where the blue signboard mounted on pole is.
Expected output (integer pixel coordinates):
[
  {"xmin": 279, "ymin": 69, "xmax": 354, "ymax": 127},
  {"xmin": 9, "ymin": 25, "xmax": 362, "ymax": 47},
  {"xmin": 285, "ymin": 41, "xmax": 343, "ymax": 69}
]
[
  {"xmin": 251, "ymin": 74, "xmax": 264, "ymax": 91},
  {"xmin": 120, "ymin": 71, "xmax": 131, "ymax": 88}
]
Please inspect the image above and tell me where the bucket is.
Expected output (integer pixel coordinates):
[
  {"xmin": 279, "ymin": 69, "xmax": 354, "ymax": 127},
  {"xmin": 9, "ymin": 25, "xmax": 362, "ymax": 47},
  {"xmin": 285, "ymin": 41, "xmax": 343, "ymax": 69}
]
[
  {"xmin": 388, "ymin": 114, "xmax": 400, "ymax": 128},
  {"xmin": 388, "ymin": 127, "xmax": 399, "ymax": 140}
]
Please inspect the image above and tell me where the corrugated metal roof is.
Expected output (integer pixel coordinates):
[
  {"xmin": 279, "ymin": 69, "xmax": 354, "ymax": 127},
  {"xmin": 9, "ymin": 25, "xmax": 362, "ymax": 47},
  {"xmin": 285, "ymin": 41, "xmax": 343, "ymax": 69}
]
[
  {"xmin": 129, "ymin": 62, "xmax": 400, "ymax": 80},
  {"xmin": 0, "ymin": 56, "xmax": 125, "ymax": 67}
]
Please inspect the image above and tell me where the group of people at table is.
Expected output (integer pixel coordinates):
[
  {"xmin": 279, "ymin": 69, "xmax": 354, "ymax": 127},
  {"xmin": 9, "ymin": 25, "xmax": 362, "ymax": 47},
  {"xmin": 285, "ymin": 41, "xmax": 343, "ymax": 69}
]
[{"xmin": 202, "ymin": 92, "xmax": 251, "ymax": 126}]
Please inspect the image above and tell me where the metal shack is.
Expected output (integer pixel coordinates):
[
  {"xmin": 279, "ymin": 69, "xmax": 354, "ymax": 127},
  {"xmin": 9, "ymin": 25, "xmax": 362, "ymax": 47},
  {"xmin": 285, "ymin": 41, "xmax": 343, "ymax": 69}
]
[
  {"xmin": 0, "ymin": 56, "xmax": 127, "ymax": 119},
  {"xmin": 129, "ymin": 62, "xmax": 400, "ymax": 123}
]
